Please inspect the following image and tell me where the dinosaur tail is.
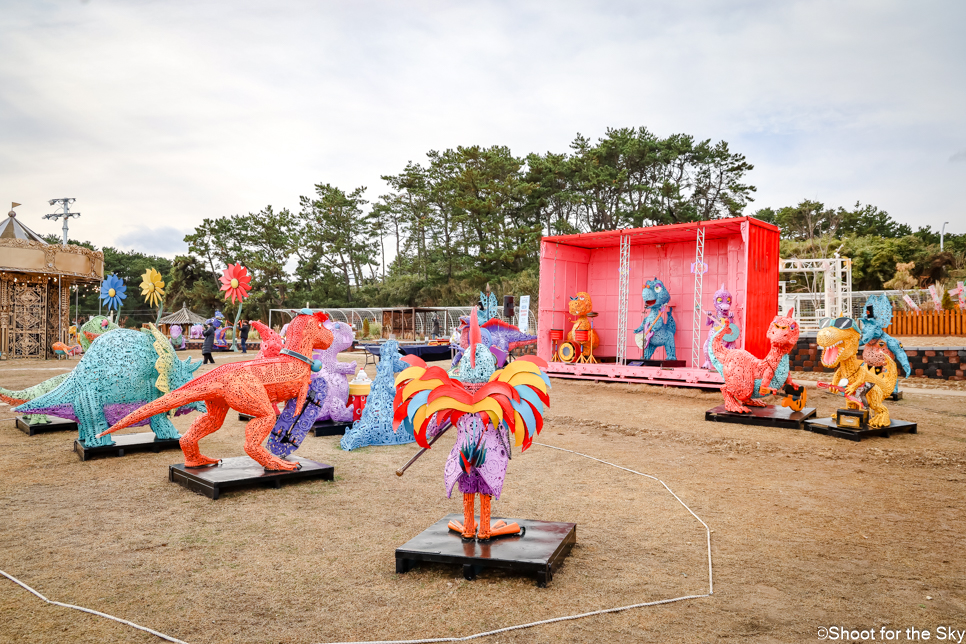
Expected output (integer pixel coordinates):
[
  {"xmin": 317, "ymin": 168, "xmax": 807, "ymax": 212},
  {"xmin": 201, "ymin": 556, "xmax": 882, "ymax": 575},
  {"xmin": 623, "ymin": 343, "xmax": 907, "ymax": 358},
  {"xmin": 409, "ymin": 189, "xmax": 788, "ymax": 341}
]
[
  {"xmin": 97, "ymin": 384, "xmax": 208, "ymax": 437},
  {"xmin": 13, "ymin": 378, "xmax": 76, "ymax": 415},
  {"xmin": 0, "ymin": 372, "xmax": 71, "ymax": 406}
]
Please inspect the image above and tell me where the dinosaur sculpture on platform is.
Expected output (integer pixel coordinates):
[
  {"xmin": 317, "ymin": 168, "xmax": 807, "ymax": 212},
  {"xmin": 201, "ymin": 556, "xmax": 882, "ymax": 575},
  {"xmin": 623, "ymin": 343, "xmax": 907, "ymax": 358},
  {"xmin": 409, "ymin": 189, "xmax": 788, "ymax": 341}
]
[
  {"xmin": 859, "ymin": 294, "xmax": 910, "ymax": 395},
  {"xmin": 340, "ymin": 340, "xmax": 414, "ymax": 450},
  {"xmin": 98, "ymin": 310, "xmax": 333, "ymax": 471},
  {"xmin": 703, "ymin": 284, "xmax": 740, "ymax": 369},
  {"xmin": 567, "ymin": 292, "xmax": 599, "ymax": 359},
  {"xmin": 634, "ymin": 278, "xmax": 676, "ymax": 360},
  {"xmin": 394, "ymin": 312, "xmax": 551, "ymax": 541},
  {"xmin": 711, "ymin": 309, "xmax": 801, "ymax": 413},
  {"xmin": 817, "ymin": 317, "xmax": 864, "ymax": 398},
  {"xmin": 15, "ymin": 325, "xmax": 202, "ymax": 446},
  {"xmin": 844, "ymin": 339, "xmax": 898, "ymax": 428}
]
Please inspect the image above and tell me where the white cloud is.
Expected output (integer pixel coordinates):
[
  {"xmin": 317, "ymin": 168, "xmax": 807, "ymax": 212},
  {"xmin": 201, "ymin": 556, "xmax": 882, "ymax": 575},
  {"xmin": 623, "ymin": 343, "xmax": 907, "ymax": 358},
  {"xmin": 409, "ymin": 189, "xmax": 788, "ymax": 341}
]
[
  {"xmin": 114, "ymin": 226, "xmax": 191, "ymax": 257},
  {"xmin": 1, "ymin": 0, "xmax": 964, "ymax": 249}
]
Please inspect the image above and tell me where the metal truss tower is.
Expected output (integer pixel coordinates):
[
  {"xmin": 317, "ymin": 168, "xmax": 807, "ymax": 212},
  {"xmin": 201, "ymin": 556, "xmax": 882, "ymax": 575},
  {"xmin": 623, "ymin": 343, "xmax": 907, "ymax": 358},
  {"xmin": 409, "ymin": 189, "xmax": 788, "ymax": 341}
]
[
  {"xmin": 616, "ymin": 233, "xmax": 631, "ymax": 365},
  {"xmin": 691, "ymin": 226, "xmax": 706, "ymax": 369}
]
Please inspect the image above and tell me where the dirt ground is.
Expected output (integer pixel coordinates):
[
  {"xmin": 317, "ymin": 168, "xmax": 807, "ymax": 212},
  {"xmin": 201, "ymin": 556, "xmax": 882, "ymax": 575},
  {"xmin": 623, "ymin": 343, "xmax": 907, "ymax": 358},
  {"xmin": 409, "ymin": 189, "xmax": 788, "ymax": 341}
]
[{"xmin": 1, "ymin": 349, "xmax": 965, "ymax": 643}]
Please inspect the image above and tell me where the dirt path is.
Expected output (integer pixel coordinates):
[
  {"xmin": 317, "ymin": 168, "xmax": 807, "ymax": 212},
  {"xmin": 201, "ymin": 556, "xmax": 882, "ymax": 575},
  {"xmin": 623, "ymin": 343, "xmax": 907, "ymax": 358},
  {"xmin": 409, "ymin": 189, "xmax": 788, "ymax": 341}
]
[{"xmin": 0, "ymin": 358, "xmax": 964, "ymax": 643}]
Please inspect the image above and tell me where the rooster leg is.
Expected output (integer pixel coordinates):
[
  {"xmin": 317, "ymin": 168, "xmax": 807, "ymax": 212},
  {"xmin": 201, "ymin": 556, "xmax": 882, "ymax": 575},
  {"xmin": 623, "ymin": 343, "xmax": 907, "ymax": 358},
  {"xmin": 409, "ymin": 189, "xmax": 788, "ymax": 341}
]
[
  {"xmin": 448, "ymin": 493, "xmax": 477, "ymax": 539},
  {"xmin": 476, "ymin": 495, "xmax": 521, "ymax": 540}
]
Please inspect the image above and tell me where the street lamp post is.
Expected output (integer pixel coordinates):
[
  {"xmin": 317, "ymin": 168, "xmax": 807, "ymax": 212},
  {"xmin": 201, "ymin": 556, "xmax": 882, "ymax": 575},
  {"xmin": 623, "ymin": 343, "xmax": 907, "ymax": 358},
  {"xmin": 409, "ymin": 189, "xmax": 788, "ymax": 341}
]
[
  {"xmin": 44, "ymin": 198, "xmax": 81, "ymax": 245},
  {"xmin": 941, "ymin": 221, "xmax": 950, "ymax": 251}
]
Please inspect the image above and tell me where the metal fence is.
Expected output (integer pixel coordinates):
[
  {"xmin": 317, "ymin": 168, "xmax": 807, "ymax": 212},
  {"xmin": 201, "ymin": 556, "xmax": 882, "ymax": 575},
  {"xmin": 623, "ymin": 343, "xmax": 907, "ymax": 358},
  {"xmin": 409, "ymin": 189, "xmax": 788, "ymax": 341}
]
[{"xmin": 783, "ymin": 289, "xmax": 944, "ymax": 331}]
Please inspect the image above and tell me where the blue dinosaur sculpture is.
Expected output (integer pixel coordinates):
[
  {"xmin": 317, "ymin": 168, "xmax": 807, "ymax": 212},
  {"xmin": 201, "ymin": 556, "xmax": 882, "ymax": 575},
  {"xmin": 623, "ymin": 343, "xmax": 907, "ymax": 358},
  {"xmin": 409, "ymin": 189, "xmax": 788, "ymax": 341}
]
[
  {"xmin": 633, "ymin": 277, "xmax": 676, "ymax": 360},
  {"xmin": 860, "ymin": 294, "xmax": 910, "ymax": 394},
  {"xmin": 340, "ymin": 340, "xmax": 414, "ymax": 450},
  {"xmin": 15, "ymin": 325, "xmax": 204, "ymax": 447},
  {"xmin": 477, "ymin": 291, "xmax": 500, "ymax": 325}
]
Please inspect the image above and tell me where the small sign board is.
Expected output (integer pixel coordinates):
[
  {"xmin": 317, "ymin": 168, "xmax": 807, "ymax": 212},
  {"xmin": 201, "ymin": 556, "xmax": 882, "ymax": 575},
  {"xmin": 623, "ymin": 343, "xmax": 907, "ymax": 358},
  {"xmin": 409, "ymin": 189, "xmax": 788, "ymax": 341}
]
[{"xmin": 518, "ymin": 295, "xmax": 531, "ymax": 331}]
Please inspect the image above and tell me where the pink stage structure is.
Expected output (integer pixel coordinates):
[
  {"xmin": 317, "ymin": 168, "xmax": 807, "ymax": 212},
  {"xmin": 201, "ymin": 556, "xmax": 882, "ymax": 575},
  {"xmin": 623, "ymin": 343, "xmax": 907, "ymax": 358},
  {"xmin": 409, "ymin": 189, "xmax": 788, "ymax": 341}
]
[{"xmin": 537, "ymin": 217, "xmax": 780, "ymax": 387}]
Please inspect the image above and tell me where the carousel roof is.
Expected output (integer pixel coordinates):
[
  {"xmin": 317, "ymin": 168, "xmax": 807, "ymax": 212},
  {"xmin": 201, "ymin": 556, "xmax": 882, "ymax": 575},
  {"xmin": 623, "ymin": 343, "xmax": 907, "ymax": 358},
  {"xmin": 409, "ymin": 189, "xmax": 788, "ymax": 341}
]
[
  {"xmin": 158, "ymin": 305, "xmax": 207, "ymax": 325},
  {"xmin": 1, "ymin": 210, "xmax": 47, "ymax": 243}
]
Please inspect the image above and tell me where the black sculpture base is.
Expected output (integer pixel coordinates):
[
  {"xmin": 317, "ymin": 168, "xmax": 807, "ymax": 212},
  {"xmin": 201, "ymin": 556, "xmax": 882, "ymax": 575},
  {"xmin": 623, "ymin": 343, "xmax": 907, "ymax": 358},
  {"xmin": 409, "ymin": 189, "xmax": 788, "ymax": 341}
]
[
  {"xmin": 395, "ymin": 513, "xmax": 576, "ymax": 587},
  {"xmin": 74, "ymin": 432, "xmax": 183, "ymax": 461},
  {"xmin": 169, "ymin": 455, "xmax": 334, "ymax": 499},
  {"xmin": 313, "ymin": 419, "xmax": 353, "ymax": 437},
  {"xmin": 626, "ymin": 359, "xmax": 687, "ymax": 368},
  {"xmin": 807, "ymin": 417, "xmax": 918, "ymax": 442},
  {"xmin": 17, "ymin": 416, "xmax": 78, "ymax": 436},
  {"xmin": 705, "ymin": 404, "xmax": 817, "ymax": 429}
]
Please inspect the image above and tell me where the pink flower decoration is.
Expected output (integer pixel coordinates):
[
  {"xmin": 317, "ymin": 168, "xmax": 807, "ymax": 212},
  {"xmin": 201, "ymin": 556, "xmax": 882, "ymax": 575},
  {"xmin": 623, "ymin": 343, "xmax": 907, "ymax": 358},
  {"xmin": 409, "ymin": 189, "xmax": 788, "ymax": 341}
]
[{"xmin": 220, "ymin": 263, "xmax": 252, "ymax": 303}]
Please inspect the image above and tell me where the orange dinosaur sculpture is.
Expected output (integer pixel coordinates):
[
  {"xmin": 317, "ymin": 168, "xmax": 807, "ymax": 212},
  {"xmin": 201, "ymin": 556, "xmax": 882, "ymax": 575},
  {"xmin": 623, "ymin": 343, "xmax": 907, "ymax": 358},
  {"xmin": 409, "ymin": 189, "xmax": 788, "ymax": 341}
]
[
  {"xmin": 98, "ymin": 310, "xmax": 333, "ymax": 471},
  {"xmin": 567, "ymin": 292, "xmax": 599, "ymax": 358}
]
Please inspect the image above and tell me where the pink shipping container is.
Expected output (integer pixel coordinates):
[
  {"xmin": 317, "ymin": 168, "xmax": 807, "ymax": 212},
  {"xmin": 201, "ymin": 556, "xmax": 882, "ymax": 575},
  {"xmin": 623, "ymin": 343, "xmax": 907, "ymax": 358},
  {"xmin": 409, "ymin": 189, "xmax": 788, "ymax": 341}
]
[{"xmin": 537, "ymin": 216, "xmax": 780, "ymax": 387}]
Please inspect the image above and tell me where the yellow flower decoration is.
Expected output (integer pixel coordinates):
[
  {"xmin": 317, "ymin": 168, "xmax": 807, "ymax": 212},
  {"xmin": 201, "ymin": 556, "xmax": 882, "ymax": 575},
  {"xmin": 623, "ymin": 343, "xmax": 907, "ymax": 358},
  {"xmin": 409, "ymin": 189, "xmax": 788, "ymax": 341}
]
[{"xmin": 140, "ymin": 268, "xmax": 166, "ymax": 307}]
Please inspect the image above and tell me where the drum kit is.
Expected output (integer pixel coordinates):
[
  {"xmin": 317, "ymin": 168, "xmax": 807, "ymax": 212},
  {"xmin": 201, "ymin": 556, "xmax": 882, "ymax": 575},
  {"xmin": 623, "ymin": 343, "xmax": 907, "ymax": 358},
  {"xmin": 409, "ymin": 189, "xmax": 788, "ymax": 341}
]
[{"xmin": 551, "ymin": 312, "xmax": 598, "ymax": 363}]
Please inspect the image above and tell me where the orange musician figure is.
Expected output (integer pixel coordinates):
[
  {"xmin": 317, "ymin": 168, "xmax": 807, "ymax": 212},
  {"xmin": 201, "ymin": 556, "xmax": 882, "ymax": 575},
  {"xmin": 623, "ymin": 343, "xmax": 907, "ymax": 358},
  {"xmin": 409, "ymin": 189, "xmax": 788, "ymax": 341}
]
[{"xmin": 567, "ymin": 292, "xmax": 599, "ymax": 359}]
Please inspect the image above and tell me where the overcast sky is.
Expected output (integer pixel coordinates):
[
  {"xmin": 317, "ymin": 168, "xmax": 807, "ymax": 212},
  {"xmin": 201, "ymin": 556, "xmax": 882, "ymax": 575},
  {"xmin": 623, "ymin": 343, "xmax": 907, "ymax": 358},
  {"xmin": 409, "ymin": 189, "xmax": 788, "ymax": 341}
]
[{"xmin": 2, "ymin": 0, "xmax": 964, "ymax": 258}]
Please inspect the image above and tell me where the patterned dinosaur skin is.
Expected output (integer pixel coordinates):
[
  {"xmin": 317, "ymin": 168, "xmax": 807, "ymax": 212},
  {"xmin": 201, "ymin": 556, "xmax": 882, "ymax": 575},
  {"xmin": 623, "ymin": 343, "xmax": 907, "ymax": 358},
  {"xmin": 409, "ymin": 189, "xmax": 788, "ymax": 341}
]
[
  {"xmin": 0, "ymin": 372, "xmax": 71, "ymax": 425},
  {"xmin": 817, "ymin": 322, "xmax": 863, "ymax": 411},
  {"xmin": 340, "ymin": 340, "xmax": 414, "ymax": 450},
  {"xmin": 267, "ymin": 377, "xmax": 328, "ymax": 458},
  {"xmin": 845, "ymin": 340, "xmax": 898, "ymax": 428},
  {"xmin": 703, "ymin": 284, "xmax": 739, "ymax": 369},
  {"xmin": 315, "ymin": 321, "xmax": 358, "ymax": 422},
  {"xmin": 567, "ymin": 292, "xmax": 600, "ymax": 358},
  {"xmin": 633, "ymin": 278, "xmax": 676, "ymax": 360},
  {"xmin": 712, "ymin": 309, "xmax": 800, "ymax": 413},
  {"xmin": 98, "ymin": 311, "xmax": 333, "ymax": 471},
  {"xmin": 15, "ymin": 325, "xmax": 202, "ymax": 447},
  {"xmin": 860, "ymin": 294, "xmax": 910, "ymax": 394},
  {"xmin": 78, "ymin": 315, "xmax": 119, "ymax": 351}
]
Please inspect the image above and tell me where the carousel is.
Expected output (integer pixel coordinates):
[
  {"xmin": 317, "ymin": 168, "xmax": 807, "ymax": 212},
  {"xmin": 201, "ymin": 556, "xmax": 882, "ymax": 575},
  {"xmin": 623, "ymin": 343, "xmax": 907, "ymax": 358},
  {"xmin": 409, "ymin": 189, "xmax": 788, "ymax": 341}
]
[{"xmin": 0, "ymin": 205, "xmax": 104, "ymax": 360}]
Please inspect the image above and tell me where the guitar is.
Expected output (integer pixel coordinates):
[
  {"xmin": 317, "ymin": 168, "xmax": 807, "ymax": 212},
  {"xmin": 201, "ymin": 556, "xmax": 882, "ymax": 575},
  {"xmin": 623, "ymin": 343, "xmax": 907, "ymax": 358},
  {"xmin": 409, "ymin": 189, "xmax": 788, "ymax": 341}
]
[
  {"xmin": 817, "ymin": 381, "xmax": 865, "ymax": 407},
  {"xmin": 635, "ymin": 304, "xmax": 670, "ymax": 350}
]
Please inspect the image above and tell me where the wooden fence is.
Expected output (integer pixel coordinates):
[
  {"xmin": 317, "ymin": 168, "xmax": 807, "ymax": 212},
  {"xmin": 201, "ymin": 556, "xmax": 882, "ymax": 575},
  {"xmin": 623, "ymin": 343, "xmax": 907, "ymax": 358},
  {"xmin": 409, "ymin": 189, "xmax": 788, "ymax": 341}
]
[{"xmin": 884, "ymin": 310, "xmax": 966, "ymax": 336}]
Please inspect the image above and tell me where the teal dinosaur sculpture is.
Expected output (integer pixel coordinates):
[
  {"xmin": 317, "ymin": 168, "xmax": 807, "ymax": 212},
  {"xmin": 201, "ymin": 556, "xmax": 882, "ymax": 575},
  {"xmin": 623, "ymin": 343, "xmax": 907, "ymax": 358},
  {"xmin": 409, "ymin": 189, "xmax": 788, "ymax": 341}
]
[{"xmin": 15, "ymin": 325, "xmax": 204, "ymax": 447}]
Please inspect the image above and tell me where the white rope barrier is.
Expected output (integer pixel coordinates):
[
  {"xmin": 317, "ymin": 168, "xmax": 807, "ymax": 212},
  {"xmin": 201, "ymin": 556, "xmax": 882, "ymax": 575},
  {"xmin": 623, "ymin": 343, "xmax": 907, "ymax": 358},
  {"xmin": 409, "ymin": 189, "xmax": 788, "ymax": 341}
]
[{"xmin": 0, "ymin": 442, "xmax": 713, "ymax": 644}]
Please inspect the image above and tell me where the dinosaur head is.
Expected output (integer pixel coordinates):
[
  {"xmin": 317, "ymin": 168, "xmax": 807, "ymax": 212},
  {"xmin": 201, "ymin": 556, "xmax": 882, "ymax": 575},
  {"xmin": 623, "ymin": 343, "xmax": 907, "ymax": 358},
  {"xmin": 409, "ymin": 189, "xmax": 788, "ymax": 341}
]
[
  {"xmin": 78, "ymin": 315, "xmax": 119, "ymax": 350},
  {"xmin": 766, "ymin": 308, "xmax": 800, "ymax": 352},
  {"xmin": 568, "ymin": 292, "xmax": 593, "ymax": 317},
  {"xmin": 642, "ymin": 278, "xmax": 670, "ymax": 310},
  {"xmin": 286, "ymin": 310, "xmax": 334, "ymax": 354},
  {"xmin": 817, "ymin": 317, "xmax": 862, "ymax": 369},
  {"xmin": 322, "ymin": 320, "xmax": 355, "ymax": 353},
  {"xmin": 862, "ymin": 339, "xmax": 893, "ymax": 368},
  {"xmin": 713, "ymin": 284, "xmax": 733, "ymax": 314},
  {"xmin": 860, "ymin": 294, "xmax": 892, "ymax": 345}
]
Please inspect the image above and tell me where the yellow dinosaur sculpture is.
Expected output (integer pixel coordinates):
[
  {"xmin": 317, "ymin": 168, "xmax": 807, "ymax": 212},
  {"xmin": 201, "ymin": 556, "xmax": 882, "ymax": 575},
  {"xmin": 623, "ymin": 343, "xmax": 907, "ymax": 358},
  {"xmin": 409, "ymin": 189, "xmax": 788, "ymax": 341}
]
[
  {"xmin": 817, "ymin": 318, "xmax": 863, "ymax": 411},
  {"xmin": 567, "ymin": 292, "xmax": 599, "ymax": 358},
  {"xmin": 845, "ymin": 340, "xmax": 898, "ymax": 428}
]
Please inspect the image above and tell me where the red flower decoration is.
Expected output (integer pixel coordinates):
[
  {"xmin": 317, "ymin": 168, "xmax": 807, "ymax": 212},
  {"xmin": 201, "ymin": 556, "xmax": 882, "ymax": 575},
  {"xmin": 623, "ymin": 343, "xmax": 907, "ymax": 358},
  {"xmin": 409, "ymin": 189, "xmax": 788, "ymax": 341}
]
[{"xmin": 220, "ymin": 263, "xmax": 252, "ymax": 303}]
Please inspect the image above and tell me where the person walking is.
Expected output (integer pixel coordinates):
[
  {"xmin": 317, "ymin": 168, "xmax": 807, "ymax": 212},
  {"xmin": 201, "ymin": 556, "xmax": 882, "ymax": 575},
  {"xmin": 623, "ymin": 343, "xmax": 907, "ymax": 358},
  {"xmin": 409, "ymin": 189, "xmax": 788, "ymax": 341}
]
[
  {"xmin": 239, "ymin": 319, "xmax": 250, "ymax": 354},
  {"xmin": 431, "ymin": 313, "xmax": 440, "ymax": 340},
  {"xmin": 201, "ymin": 321, "xmax": 216, "ymax": 364}
]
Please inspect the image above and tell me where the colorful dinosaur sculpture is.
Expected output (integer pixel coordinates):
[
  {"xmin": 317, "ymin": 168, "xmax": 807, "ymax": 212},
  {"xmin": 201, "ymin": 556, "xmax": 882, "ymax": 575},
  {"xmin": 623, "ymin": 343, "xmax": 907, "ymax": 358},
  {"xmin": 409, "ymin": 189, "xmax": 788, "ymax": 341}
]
[
  {"xmin": 859, "ymin": 294, "xmax": 910, "ymax": 394},
  {"xmin": 394, "ymin": 312, "xmax": 551, "ymax": 541},
  {"xmin": 477, "ymin": 291, "xmax": 500, "ymax": 325},
  {"xmin": 265, "ymin": 319, "xmax": 357, "ymax": 457},
  {"xmin": 251, "ymin": 320, "xmax": 284, "ymax": 358},
  {"xmin": 450, "ymin": 316, "xmax": 537, "ymax": 368},
  {"xmin": 98, "ymin": 310, "xmax": 333, "ymax": 471},
  {"xmin": 817, "ymin": 317, "xmax": 864, "ymax": 402},
  {"xmin": 340, "ymin": 340, "xmax": 414, "ymax": 450},
  {"xmin": 703, "ymin": 284, "xmax": 740, "ymax": 369},
  {"xmin": 15, "ymin": 325, "xmax": 202, "ymax": 446},
  {"xmin": 1, "ymin": 372, "xmax": 71, "ymax": 426},
  {"xmin": 711, "ymin": 308, "xmax": 801, "ymax": 413},
  {"xmin": 189, "ymin": 324, "xmax": 204, "ymax": 339},
  {"xmin": 169, "ymin": 325, "xmax": 186, "ymax": 350},
  {"xmin": 78, "ymin": 315, "xmax": 119, "ymax": 350},
  {"xmin": 634, "ymin": 278, "xmax": 676, "ymax": 360},
  {"xmin": 844, "ymin": 339, "xmax": 898, "ymax": 428},
  {"xmin": 566, "ymin": 292, "xmax": 599, "ymax": 358}
]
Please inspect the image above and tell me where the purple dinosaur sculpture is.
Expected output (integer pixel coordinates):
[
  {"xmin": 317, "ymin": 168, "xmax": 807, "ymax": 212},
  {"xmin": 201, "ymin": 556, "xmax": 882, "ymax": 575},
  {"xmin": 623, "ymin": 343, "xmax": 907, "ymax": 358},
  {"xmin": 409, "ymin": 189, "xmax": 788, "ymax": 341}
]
[
  {"xmin": 450, "ymin": 317, "xmax": 536, "ymax": 368},
  {"xmin": 313, "ymin": 320, "xmax": 357, "ymax": 422},
  {"xmin": 703, "ymin": 283, "xmax": 740, "ymax": 369}
]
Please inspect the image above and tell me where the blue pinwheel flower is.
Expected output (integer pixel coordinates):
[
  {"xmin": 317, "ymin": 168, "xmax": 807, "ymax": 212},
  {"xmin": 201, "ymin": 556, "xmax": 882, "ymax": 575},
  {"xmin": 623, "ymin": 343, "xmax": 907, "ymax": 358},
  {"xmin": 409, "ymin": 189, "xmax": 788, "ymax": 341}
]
[{"xmin": 99, "ymin": 274, "xmax": 127, "ymax": 310}]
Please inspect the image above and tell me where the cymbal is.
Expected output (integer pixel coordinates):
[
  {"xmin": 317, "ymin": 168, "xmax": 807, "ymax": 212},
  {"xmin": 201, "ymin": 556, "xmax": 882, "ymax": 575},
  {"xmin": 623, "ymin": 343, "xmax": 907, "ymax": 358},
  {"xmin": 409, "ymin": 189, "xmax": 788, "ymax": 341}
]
[{"xmin": 587, "ymin": 311, "xmax": 599, "ymax": 317}]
